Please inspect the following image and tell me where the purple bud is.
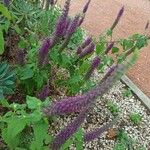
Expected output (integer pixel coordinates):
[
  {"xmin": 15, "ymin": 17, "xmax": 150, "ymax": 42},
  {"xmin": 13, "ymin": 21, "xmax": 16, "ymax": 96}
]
[
  {"xmin": 62, "ymin": 0, "xmax": 71, "ymax": 18},
  {"xmin": 91, "ymin": 56, "xmax": 101, "ymax": 69},
  {"xmin": 77, "ymin": 46, "xmax": 82, "ymax": 55},
  {"xmin": 38, "ymin": 84, "xmax": 49, "ymax": 100},
  {"xmin": 66, "ymin": 15, "xmax": 80, "ymax": 36},
  {"xmin": 51, "ymin": 109, "xmax": 88, "ymax": 150},
  {"xmin": 38, "ymin": 39, "xmax": 53, "ymax": 67},
  {"xmin": 16, "ymin": 49, "xmax": 26, "ymax": 66},
  {"xmin": 79, "ymin": 42, "xmax": 95, "ymax": 58},
  {"xmin": 145, "ymin": 20, "xmax": 149, "ymax": 30},
  {"xmin": 78, "ymin": 16, "xmax": 85, "ymax": 26},
  {"xmin": 83, "ymin": 0, "xmax": 91, "ymax": 14},
  {"xmin": 3, "ymin": 0, "xmax": 9, "ymax": 7},
  {"xmin": 105, "ymin": 42, "xmax": 114, "ymax": 54},
  {"xmin": 111, "ymin": 6, "xmax": 124, "ymax": 30},
  {"xmin": 84, "ymin": 56, "xmax": 101, "ymax": 80},
  {"xmin": 54, "ymin": 0, "xmax": 71, "ymax": 38},
  {"xmin": 81, "ymin": 37, "xmax": 92, "ymax": 49}
]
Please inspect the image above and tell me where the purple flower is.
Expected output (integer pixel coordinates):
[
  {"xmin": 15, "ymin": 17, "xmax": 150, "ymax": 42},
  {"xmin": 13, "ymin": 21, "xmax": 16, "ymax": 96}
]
[
  {"xmin": 51, "ymin": 109, "xmax": 88, "ymax": 150},
  {"xmin": 79, "ymin": 42, "xmax": 95, "ymax": 58},
  {"xmin": 111, "ymin": 6, "xmax": 124, "ymax": 30},
  {"xmin": 3, "ymin": 0, "xmax": 9, "ymax": 7},
  {"xmin": 105, "ymin": 42, "xmax": 114, "ymax": 54},
  {"xmin": 38, "ymin": 39, "xmax": 53, "ymax": 67},
  {"xmin": 38, "ymin": 84, "xmax": 50, "ymax": 100},
  {"xmin": 81, "ymin": 37, "xmax": 92, "ymax": 49},
  {"xmin": 54, "ymin": 0, "xmax": 71, "ymax": 38},
  {"xmin": 84, "ymin": 56, "xmax": 101, "ymax": 80},
  {"xmin": 16, "ymin": 49, "xmax": 26, "ymax": 66},
  {"xmin": 77, "ymin": 46, "xmax": 82, "ymax": 54},
  {"xmin": 59, "ymin": 15, "xmax": 80, "ymax": 52},
  {"xmin": 76, "ymin": 37, "xmax": 92, "ymax": 55},
  {"xmin": 66, "ymin": 15, "xmax": 80, "ymax": 37},
  {"xmin": 43, "ymin": 64, "xmax": 126, "ymax": 116},
  {"xmin": 84, "ymin": 119, "xmax": 116, "ymax": 142},
  {"xmin": 83, "ymin": 0, "xmax": 91, "ymax": 14}
]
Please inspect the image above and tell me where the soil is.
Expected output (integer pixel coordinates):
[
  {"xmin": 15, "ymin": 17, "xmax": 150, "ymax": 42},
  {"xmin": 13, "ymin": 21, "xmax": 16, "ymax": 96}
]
[{"xmin": 58, "ymin": 0, "xmax": 150, "ymax": 97}]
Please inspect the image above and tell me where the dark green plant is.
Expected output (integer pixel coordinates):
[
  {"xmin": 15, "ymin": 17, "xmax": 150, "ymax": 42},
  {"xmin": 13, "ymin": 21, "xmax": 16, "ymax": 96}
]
[
  {"xmin": 0, "ymin": 62, "xmax": 15, "ymax": 99},
  {"xmin": 129, "ymin": 113, "xmax": 142, "ymax": 125},
  {"xmin": 107, "ymin": 101, "xmax": 120, "ymax": 116},
  {"xmin": 122, "ymin": 88, "xmax": 132, "ymax": 98}
]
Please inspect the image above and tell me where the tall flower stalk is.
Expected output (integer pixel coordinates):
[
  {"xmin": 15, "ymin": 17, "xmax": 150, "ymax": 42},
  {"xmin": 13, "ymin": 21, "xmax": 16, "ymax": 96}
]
[
  {"xmin": 110, "ymin": 6, "xmax": 124, "ymax": 31},
  {"xmin": 43, "ymin": 64, "xmax": 127, "ymax": 116},
  {"xmin": 84, "ymin": 56, "xmax": 101, "ymax": 80}
]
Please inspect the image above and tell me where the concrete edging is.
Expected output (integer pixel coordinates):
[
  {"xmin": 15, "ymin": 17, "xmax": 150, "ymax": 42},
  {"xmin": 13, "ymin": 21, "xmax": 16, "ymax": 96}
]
[{"xmin": 121, "ymin": 75, "xmax": 150, "ymax": 110}]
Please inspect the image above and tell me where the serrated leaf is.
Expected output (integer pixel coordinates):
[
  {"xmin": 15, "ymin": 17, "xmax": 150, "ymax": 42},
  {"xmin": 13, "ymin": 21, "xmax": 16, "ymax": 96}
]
[
  {"xmin": 26, "ymin": 96, "xmax": 42, "ymax": 110},
  {"xmin": 30, "ymin": 120, "xmax": 49, "ymax": 150}
]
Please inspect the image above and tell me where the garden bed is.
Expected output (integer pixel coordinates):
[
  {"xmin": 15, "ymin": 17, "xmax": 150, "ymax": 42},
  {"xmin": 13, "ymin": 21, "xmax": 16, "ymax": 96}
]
[
  {"xmin": 0, "ymin": 0, "xmax": 150, "ymax": 150},
  {"xmin": 49, "ymin": 74, "xmax": 150, "ymax": 150}
]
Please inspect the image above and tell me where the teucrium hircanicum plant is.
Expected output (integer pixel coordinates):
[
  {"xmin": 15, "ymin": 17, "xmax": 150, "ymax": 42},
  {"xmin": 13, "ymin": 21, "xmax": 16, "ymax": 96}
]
[{"xmin": 0, "ymin": 0, "xmax": 150, "ymax": 149}]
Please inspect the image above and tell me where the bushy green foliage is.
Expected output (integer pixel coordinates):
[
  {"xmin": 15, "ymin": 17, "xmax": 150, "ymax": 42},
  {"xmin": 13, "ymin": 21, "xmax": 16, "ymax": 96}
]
[
  {"xmin": 107, "ymin": 101, "xmax": 120, "ymax": 116},
  {"xmin": 129, "ymin": 113, "xmax": 142, "ymax": 125},
  {"xmin": 0, "ymin": 96, "xmax": 52, "ymax": 149}
]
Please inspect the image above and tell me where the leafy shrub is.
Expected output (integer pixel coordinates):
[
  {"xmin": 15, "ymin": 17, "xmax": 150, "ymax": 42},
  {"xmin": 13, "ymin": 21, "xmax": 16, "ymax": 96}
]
[
  {"xmin": 129, "ymin": 113, "xmax": 142, "ymax": 125},
  {"xmin": 107, "ymin": 101, "xmax": 120, "ymax": 116}
]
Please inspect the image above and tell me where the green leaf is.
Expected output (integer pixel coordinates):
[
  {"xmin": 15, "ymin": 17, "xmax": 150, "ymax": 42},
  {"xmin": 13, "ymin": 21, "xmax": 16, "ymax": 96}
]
[
  {"xmin": 2, "ymin": 117, "xmax": 27, "ymax": 148},
  {"xmin": 0, "ymin": 99, "xmax": 9, "ymax": 107},
  {"xmin": 74, "ymin": 128, "xmax": 84, "ymax": 150},
  {"xmin": 112, "ymin": 47, "xmax": 119, "ymax": 53},
  {"xmin": 0, "ymin": 26, "xmax": 4, "ymax": 54},
  {"xmin": 60, "ymin": 137, "xmax": 73, "ymax": 150},
  {"xmin": 0, "ymin": 3, "xmax": 11, "ymax": 20},
  {"xmin": 26, "ymin": 96, "xmax": 42, "ymax": 110},
  {"xmin": 79, "ymin": 61, "xmax": 90, "ymax": 74},
  {"xmin": 20, "ymin": 66, "xmax": 34, "ymax": 80},
  {"xmin": 30, "ymin": 120, "xmax": 49, "ymax": 150}
]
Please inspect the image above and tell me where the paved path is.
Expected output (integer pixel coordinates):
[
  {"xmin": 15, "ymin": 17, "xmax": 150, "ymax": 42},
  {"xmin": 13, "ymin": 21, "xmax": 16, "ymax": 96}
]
[{"xmin": 58, "ymin": 0, "xmax": 150, "ymax": 97}]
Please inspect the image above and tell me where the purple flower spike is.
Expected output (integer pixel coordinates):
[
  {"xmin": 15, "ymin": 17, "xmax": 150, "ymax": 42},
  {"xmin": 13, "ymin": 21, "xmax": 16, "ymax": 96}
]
[
  {"xmin": 62, "ymin": 0, "xmax": 71, "ymax": 18},
  {"xmin": 84, "ymin": 119, "xmax": 116, "ymax": 142},
  {"xmin": 111, "ymin": 6, "xmax": 124, "ymax": 30},
  {"xmin": 54, "ymin": 0, "xmax": 71, "ymax": 38},
  {"xmin": 3, "ymin": 0, "xmax": 9, "ymax": 7},
  {"xmin": 85, "ymin": 56, "xmax": 101, "ymax": 80},
  {"xmin": 77, "ymin": 46, "xmax": 82, "ymax": 55},
  {"xmin": 38, "ymin": 39, "xmax": 53, "ymax": 67},
  {"xmin": 79, "ymin": 42, "xmax": 95, "ymax": 58},
  {"xmin": 81, "ymin": 37, "xmax": 92, "ymax": 49},
  {"xmin": 43, "ymin": 65, "xmax": 127, "ymax": 116},
  {"xmin": 83, "ymin": 0, "xmax": 91, "ymax": 14},
  {"xmin": 51, "ymin": 109, "xmax": 88, "ymax": 150},
  {"xmin": 38, "ymin": 84, "xmax": 50, "ymax": 100},
  {"xmin": 16, "ymin": 49, "xmax": 26, "ymax": 66},
  {"xmin": 105, "ymin": 42, "xmax": 114, "ymax": 54},
  {"xmin": 66, "ymin": 15, "xmax": 80, "ymax": 36},
  {"xmin": 91, "ymin": 56, "xmax": 101, "ymax": 69}
]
